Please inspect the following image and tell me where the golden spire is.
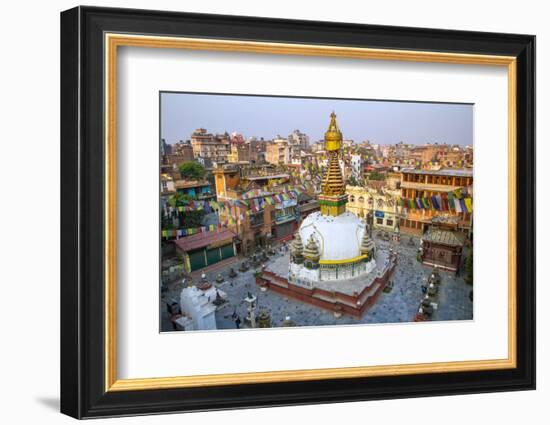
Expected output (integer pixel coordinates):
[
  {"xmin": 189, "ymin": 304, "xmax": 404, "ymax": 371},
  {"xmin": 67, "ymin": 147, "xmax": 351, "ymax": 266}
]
[
  {"xmin": 319, "ymin": 112, "xmax": 348, "ymax": 216},
  {"xmin": 324, "ymin": 111, "xmax": 342, "ymax": 152},
  {"xmin": 321, "ymin": 112, "xmax": 345, "ymax": 197},
  {"xmin": 321, "ymin": 153, "xmax": 345, "ymax": 196}
]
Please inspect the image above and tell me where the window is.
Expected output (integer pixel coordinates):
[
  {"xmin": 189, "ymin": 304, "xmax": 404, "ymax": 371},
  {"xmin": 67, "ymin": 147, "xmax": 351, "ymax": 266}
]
[
  {"xmin": 386, "ymin": 219, "xmax": 394, "ymax": 226},
  {"xmin": 376, "ymin": 218, "xmax": 384, "ymax": 225},
  {"xmin": 250, "ymin": 212, "xmax": 264, "ymax": 227}
]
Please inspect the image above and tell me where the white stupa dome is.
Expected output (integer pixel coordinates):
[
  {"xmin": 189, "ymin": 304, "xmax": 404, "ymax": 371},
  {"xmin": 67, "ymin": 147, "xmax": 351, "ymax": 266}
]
[{"xmin": 298, "ymin": 211, "xmax": 367, "ymax": 262}]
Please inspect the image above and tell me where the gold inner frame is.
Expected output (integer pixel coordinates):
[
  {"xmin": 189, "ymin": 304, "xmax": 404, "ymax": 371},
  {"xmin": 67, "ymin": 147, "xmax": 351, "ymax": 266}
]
[{"xmin": 104, "ymin": 33, "xmax": 517, "ymax": 392}]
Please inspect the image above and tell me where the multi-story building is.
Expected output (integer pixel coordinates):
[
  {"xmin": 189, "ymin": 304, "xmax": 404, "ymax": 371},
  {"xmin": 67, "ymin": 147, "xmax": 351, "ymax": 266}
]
[
  {"xmin": 175, "ymin": 179, "xmax": 215, "ymax": 200},
  {"xmin": 172, "ymin": 140, "xmax": 195, "ymax": 159},
  {"xmin": 310, "ymin": 140, "xmax": 325, "ymax": 152},
  {"xmin": 161, "ymin": 141, "xmax": 195, "ymax": 174},
  {"xmin": 288, "ymin": 129, "xmax": 309, "ymax": 150},
  {"xmin": 159, "ymin": 163, "xmax": 181, "ymax": 182},
  {"xmin": 401, "ymin": 144, "xmax": 439, "ymax": 166},
  {"xmin": 385, "ymin": 171, "xmax": 402, "ymax": 190},
  {"xmin": 350, "ymin": 154, "xmax": 363, "ymax": 180},
  {"xmin": 163, "ymin": 152, "xmax": 195, "ymax": 169},
  {"xmin": 230, "ymin": 132, "xmax": 245, "ymax": 145},
  {"xmin": 248, "ymin": 137, "xmax": 266, "ymax": 163},
  {"xmin": 434, "ymin": 144, "xmax": 471, "ymax": 167},
  {"xmin": 342, "ymin": 139, "xmax": 354, "ymax": 149},
  {"xmin": 399, "ymin": 168, "xmax": 473, "ymax": 235},
  {"xmin": 213, "ymin": 164, "xmax": 298, "ymax": 253},
  {"xmin": 313, "ymin": 150, "xmax": 328, "ymax": 169},
  {"xmin": 160, "ymin": 174, "xmax": 176, "ymax": 197},
  {"xmin": 227, "ymin": 143, "xmax": 251, "ymax": 163},
  {"xmin": 265, "ymin": 139, "xmax": 291, "ymax": 165},
  {"xmin": 346, "ymin": 186, "xmax": 400, "ymax": 233},
  {"xmin": 437, "ymin": 148, "xmax": 463, "ymax": 166},
  {"xmin": 464, "ymin": 145, "xmax": 474, "ymax": 166},
  {"xmin": 160, "ymin": 138, "xmax": 172, "ymax": 156},
  {"xmin": 190, "ymin": 128, "xmax": 231, "ymax": 164}
]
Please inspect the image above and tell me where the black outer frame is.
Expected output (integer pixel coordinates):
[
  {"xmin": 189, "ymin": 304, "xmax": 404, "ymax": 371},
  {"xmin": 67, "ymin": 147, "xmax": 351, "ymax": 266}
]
[{"xmin": 60, "ymin": 6, "xmax": 535, "ymax": 419}]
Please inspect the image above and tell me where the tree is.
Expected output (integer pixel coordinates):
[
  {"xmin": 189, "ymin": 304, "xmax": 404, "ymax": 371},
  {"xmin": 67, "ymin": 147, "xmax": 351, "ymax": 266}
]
[
  {"xmin": 178, "ymin": 161, "xmax": 206, "ymax": 180},
  {"xmin": 164, "ymin": 193, "xmax": 206, "ymax": 229},
  {"xmin": 368, "ymin": 171, "xmax": 385, "ymax": 181},
  {"xmin": 464, "ymin": 250, "xmax": 473, "ymax": 285},
  {"xmin": 347, "ymin": 175, "xmax": 359, "ymax": 186},
  {"xmin": 167, "ymin": 192, "xmax": 191, "ymax": 208},
  {"xmin": 180, "ymin": 210, "xmax": 206, "ymax": 228}
]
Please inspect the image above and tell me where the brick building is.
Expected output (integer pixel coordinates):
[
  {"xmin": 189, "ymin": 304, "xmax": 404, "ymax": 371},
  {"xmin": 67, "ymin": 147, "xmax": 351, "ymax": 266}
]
[{"xmin": 213, "ymin": 165, "xmax": 299, "ymax": 254}]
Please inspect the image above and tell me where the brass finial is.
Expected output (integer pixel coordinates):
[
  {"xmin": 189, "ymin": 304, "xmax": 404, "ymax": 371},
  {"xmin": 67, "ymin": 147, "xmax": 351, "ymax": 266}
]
[{"xmin": 324, "ymin": 111, "xmax": 343, "ymax": 152}]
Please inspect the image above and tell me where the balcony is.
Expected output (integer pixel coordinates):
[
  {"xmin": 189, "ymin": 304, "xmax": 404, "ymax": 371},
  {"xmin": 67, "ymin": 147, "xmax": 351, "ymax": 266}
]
[
  {"xmin": 197, "ymin": 192, "xmax": 215, "ymax": 200},
  {"xmin": 400, "ymin": 181, "xmax": 462, "ymax": 192},
  {"xmin": 274, "ymin": 214, "xmax": 296, "ymax": 224}
]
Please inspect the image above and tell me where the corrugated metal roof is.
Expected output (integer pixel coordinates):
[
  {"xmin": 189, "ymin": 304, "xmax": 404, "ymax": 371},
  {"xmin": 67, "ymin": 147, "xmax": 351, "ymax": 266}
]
[
  {"xmin": 244, "ymin": 174, "xmax": 289, "ymax": 181},
  {"xmin": 400, "ymin": 181, "xmax": 463, "ymax": 192},
  {"xmin": 174, "ymin": 229, "xmax": 235, "ymax": 252},
  {"xmin": 299, "ymin": 200, "xmax": 320, "ymax": 212},
  {"xmin": 422, "ymin": 229, "xmax": 466, "ymax": 246},
  {"xmin": 174, "ymin": 179, "xmax": 210, "ymax": 189},
  {"xmin": 401, "ymin": 168, "xmax": 473, "ymax": 177}
]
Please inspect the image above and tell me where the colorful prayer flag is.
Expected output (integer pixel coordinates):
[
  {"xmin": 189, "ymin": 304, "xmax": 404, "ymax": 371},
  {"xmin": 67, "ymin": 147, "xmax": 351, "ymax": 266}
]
[
  {"xmin": 448, "ymin": 192, "xmax": 455, "ymax": 211},
  {"xmin": 454, "ymin": 198, "xmax": 462, "ymax": 213},
  {"xmin": 422, "ymin": 198, "xmax": 430, "ymax": 209},
  {"xmin": 464, "ymin": 197, "xmax": 473, "ymax": 213}
]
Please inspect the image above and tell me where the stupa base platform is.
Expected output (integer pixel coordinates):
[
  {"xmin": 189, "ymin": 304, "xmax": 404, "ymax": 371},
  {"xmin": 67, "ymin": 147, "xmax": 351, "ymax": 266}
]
[{"xmin": 256, "ymin": 252, "xmax": 397, "ymax": 318}]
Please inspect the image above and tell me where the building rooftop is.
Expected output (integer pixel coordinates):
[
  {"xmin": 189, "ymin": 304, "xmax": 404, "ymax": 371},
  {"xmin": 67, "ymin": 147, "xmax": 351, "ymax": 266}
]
[
  {"xmin": 366, "ymin": 180, "xmax": 387, "ymax": 190},
  {"xmin": 400, "ymin": 168, "xmax": 473, "ymax": 177},
  {"xmin": 160, "ymin": 173, "xmax": 173, "ymax": 181},
  {"xmin": 297, "ymin": 192, "xmax": 313, "ymax": 203},
  {"xmin": 422, "ymin": 228, "xmax": 467, "ymax": 247},
  {"xmin": 298, "ymin": 200, "xmax": 320, "ymax": 213},
  {"xmin": 174, "ymin": 229, "xmax": 236, "ymax": 252},
  {"xmin": 244, "ymin": 173, "xmax": 289, "ymax": 181},
  {"xmin": 174, "ymin": 179, "xmax": 210, "ymax": 189},
  {"xmin": 400, "ymin": 181, "xmax": 463, "ymax": 192}
]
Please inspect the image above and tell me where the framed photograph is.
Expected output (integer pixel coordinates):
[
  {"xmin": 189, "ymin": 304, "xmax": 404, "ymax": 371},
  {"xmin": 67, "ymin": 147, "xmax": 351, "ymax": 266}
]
[{"xmin": 60, "ymin": 6, "xmax": 535, "ymax": 419}]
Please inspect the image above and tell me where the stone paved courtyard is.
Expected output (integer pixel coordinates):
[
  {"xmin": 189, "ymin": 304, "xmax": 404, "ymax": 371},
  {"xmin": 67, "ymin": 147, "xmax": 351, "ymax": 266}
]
[{"xmin": 161, "ymin": 233, "xmax": 473, "ymax": 332}]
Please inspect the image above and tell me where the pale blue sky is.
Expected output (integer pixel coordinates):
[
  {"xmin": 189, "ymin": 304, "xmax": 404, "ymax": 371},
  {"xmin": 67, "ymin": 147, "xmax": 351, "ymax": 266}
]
[{"xmin": 160, "ymin": 92, "xmax": 473, "ymax": 146}]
